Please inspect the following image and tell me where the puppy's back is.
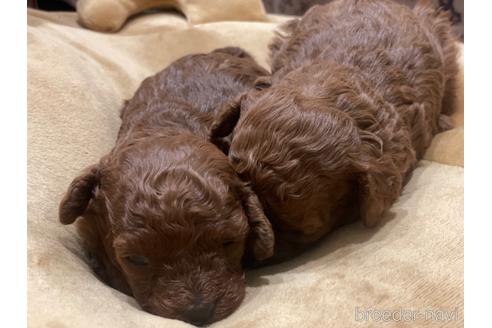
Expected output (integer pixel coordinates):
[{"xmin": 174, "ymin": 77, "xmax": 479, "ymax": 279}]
[
  {"xmin": 126, "ymin": 48, "xmax": 267, "ymax": 117},
  {"xmin": 271, "ymin": 0, "xmax": 456, "ymax": 77},
  {"xmin": 269, "ymin": 0, "xmax": 458, "ymax": 155},
  {"xmin": 413, "ymin": 0, "xmax": 459, "ymax": 116},
  {"xmin": 118, "ymin": 48, "xmax": 268, "ymax": 140}
]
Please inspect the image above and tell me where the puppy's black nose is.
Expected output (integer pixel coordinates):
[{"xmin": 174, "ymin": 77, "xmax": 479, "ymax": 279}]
[{"xmin": 181, "ymin": 301, "xmax": 216, "ymax": 326}]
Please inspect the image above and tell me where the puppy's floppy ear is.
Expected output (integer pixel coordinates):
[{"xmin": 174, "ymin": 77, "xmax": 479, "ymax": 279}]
[
  {"xmin": 59, "ymin": 164, "xmax": 99, "ymax": 225},
  {"xmin": 209, "ymin": 93, "xmax": 245, "ymax": 140},
  {"xmin": 241, "ymin": 185, "xmax": 274, "ymax": 261},
  {"xmin": 209, "ymin": 76, "xmax": 271, "ymax": 141},
  {"xmin": 354, "ymin": 131, "xmax": 403, "ymax": 228}
]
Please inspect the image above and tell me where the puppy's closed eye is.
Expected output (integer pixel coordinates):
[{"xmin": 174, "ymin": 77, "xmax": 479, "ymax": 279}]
[
  {"xmin": 222, "ymin": 239, "xmax": 244, "ymax": 262},
  {"xmin": 222, "ymin": 240, "xmax": 238, "ymax": 248},
  {"xmin": 124, "ymin": 255, "xmax": 149, "ymax": 266}
]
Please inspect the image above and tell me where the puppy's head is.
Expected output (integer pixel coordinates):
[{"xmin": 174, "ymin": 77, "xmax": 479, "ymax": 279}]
[
  {"xmin": 59, "ymin": 136, "xmax": 273, "ymax": 325},
  {"xmin": 212, "ymin": 69, "xmax": 404, "ymax": 242}
]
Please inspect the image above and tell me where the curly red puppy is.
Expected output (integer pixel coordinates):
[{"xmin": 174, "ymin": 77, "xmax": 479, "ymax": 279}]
[
  {"xmin": 212, "ymin": 0, "xmax": 458, "ymax": 257},
  {"xmin": 59, "ymin": 47, "xmax": 273, "ymax": 326}
]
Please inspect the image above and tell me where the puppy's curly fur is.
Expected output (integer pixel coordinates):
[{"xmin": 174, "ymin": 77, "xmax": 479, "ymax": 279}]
[
  {"xmin": 212, "ymin": 0, "xmax": 458, "ymax": 258},
  {"xmin": 59, "ymin": 47, "xmax": 273, "ymax": 326}
]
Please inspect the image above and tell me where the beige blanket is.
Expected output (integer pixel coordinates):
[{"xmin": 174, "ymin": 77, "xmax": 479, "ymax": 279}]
[{"xmin": 27, "ymin": 2, "xmax": 464, "ymax": 327}]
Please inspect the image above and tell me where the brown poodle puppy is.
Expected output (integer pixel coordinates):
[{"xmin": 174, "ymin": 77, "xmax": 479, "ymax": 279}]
[
  {"xmin": 212, "ymin": 0, "xmax": 458, "ymax": 257},
  {"xmin": 59, "ymin": 47, "xmax": 273, "ymax": 326}
]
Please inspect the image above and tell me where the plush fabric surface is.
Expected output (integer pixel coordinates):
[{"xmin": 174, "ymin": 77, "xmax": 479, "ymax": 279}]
[{"xmin": 27, "ymin": 4, "xmax": 464, "ymax": 327}]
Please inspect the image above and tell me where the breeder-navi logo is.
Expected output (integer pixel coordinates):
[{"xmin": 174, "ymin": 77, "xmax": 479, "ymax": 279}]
[{"xmin": 354, "ymin": 307, "xmax": 460, "ymax": 323}]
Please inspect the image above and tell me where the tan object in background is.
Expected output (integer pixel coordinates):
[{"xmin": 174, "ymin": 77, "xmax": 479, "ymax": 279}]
[{"xmin": 77, "ymin": 0, "xmax": 268, "ymax": 32}]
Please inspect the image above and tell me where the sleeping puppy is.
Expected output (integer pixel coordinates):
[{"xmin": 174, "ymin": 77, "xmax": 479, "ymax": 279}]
[
  {"xmin": 212, "ymin": 0, "xmax": 458, "ymax": 257},
  {"xmin": 59, "ymin": 47, "xmax": 273, "ymax": 326}
]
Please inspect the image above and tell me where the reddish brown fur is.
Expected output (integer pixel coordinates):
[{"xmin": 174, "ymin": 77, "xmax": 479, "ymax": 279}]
[
  {"xmin": 59, "ymin": 47, "xmax": 274, "ymax": 326},
  {"xmin": 212, "ymin": 0, "xmax": 458, "ymax": 258}
]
